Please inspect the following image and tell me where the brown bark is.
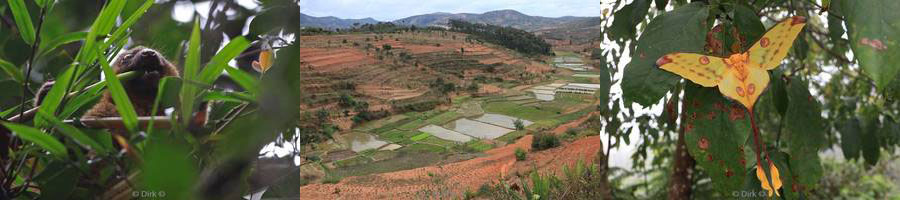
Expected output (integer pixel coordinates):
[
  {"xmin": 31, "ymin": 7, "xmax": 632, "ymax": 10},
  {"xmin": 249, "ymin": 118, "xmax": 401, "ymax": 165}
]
[
  {"xmin": 668, "ymin": 106, "xmax": 696, "ymax": 200},
  {"xmin": 594, "ymin": 136, "xmax": 613, "ymax": 199}
]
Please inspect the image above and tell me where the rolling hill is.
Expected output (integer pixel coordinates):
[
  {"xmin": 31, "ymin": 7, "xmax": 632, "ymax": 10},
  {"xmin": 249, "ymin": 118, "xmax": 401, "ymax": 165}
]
[{"xmin": 300, "ymin": 10, "xmax": 595, "ymax": 32}]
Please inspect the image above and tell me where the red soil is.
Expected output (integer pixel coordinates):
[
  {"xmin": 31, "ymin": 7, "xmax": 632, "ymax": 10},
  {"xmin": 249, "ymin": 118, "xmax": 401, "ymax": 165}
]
[
  {"xmin": 300, "ymin": 48, "xmax": 375, "ymax": 72},
  {"xmin": 299, "ymin": 134, "xmax": 603, "ymax": 199}
]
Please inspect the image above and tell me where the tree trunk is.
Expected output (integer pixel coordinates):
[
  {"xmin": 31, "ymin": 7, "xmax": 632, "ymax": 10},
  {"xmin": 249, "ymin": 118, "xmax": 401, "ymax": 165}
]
[
  {"xmin": 668, "ymin": 108, "xmax": 696, "ymax": 200},
  {"xmin": 595, "ymin": 138, "xmax": 613, "ymax": 199}
]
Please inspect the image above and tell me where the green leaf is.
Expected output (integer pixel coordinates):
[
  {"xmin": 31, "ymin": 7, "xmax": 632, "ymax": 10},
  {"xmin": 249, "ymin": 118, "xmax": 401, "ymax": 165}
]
[
  {"xmin": 180, "ymin": 20, "xmax": 202, "ymax": 125},
  {"xmin": 622, "ymin": 2, "xmax": 709, "ymax": 106},
  {"xmin": 141, "ymin": 132, "xmax": 197, "ymax": 200},
  {"xmin": 783, "ymin": 77, "xmax": 825, "ymax": 195},
  {"xmin": 197, "ymin": 37, "xmax": 250, "ymax": 84},
  {"xmin": 75, "ymin": 0, "xmax": 126, "ymax": 66},
  {"xmin": 35, "ymin": 65, "xmax": 75, "ymax": 128},
  {"xmin": 860, "ymin": 116, "xmax": 880, "ymax": 166},
  {"xmin": 683, "ymin": 83, "xmax": 752, "ymax": 195},
  {"xmin": 841, "ymin": 0, "xmax": 900, "ymax": 91},
  {"xmin": 596, "ymin": 53, "xmax": 612, "ymax": 106},
  {"xmin": 57, "ymin": 82, "xmax": 104, "ymax": 119},
  {"xmin": 32, "ymin": 0, "xmax": 51, "ymax": 8},
  {"xmin": 2, "ymin": 122, "xmax": 66, "ymax": 158},
  {"xmin": 105, "ymin": 0, "xmax": 153, "ymax": 48},
  {"xmin": 7, "ymin": 0, "xmax": 36, "ymax": 45},
  {"xmin": 97, "ymin": 48, "xmax": 139, "ymax": 133},
  {"xmin": 840, "ymin": 118, "xmax": 862, "ymax": 160},
  {"xmin": 37, "ymin": 32, "xmax": 87, "ymax": 57},
  {"xmin": 202, "ymin": 90, "xmax": 254, "ymax": 103},
  {"xmin": 770, "ymin": 69, "xmax": 789, "ymax": 116},
  {"xmin": 0, "ymin": 58, "xmax": 24, "ymax": 83},
  {"xmin": 223, "ymin": 66, "xmax": 259, "ymax": 95},
  {"xmin": 732, "ymin": 4, "xmax": 766, "ymax": 51},
  {"xmin": 608, "ymin": 0, "xmax": 651, "ymax": 41},
  {"xmin": 654, "ymin": 0, "xmax": 669, "ymax": 10},
  {"xmin": 36, "ymin": 111, "xmax": 109, "ymax": 155}
]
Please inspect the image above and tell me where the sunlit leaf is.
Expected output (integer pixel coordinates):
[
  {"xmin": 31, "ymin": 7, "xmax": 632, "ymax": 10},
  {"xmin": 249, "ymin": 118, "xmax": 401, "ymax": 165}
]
[
  {"xmin": 180, "ymin": 19, "xmax": 202, "ymax": 125},
  {"xmin": 38, "ymin": 32, "xmax": 87, "ymax": 57},
  {"xmin": 223, "ymin": 66, "xmax": 259, "ymax": 95},
  {"xmin": 105, "ymin": 0, "xmax": 153, "ymax": 48},
  {"xmin": 197, "ymin": 37, "xmax": 250, "ymax": 84}
]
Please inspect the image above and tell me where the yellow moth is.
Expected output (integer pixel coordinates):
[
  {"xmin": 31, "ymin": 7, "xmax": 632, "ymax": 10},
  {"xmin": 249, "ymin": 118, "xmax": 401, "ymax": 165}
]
[
  {"xmin": 253, "ymin": 42, "xmax": 274, "ymax": 73},
  {"xmin": 656, "ymin": 16, "xmax": 807, "ymax": 110},
  {"xmin": 656, "ymin": 16, "xmax": 807, "ymax": 197}
]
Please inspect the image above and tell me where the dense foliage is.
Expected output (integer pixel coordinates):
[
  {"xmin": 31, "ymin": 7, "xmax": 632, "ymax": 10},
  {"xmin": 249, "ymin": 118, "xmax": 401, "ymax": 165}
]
[
  {"xmin": 448, "ymin": 19, "xmax": 553, "ymax": 56},
  {"xmin": 0, "ymin": 0, "xmax": 301, "ymax": 199}
]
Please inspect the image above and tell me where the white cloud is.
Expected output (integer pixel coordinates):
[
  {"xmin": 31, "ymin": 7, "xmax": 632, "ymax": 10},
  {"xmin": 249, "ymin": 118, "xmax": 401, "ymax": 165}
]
[{"xmin": 300, "ymin": 0, "xmax": 603, "ymax": 21}]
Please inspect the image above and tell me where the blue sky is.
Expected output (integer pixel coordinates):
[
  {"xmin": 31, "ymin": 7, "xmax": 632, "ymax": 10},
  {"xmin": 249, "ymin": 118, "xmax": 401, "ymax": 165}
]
[{"xmin": 300, "ymin": 0, "xmax": 603, "ymax": 21}]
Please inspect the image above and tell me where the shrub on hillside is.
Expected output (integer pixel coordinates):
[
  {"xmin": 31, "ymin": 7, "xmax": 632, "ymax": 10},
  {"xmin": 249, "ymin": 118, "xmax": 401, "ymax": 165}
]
[
  {"xmin": 515, "ymin": 148, "xmax": 527, "ymax": 161},
  {"xmin": 532, "ymin": 133, "xmax": 560, "ymax": 151}
]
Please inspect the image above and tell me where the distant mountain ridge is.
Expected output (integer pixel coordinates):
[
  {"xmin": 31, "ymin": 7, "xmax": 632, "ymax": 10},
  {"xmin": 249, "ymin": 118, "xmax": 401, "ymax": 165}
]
[
  {"xmin": 300, "ymin": 10, "xmax": 594, "ymax": 32},
  {"xmin": 300, "ymin": 13, "xmax": 380, "ymax": 30}
]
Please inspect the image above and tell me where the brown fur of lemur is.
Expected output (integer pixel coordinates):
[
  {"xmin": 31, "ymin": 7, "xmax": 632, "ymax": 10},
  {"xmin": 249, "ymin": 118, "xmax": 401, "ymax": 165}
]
[{"xmin": 83, "ymin": 46, "xmax": 179, "ymax": 118}]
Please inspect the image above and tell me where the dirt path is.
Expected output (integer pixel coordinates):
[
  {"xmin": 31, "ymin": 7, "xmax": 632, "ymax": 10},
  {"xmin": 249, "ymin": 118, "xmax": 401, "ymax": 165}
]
[
  {"xmin": 551, "ymin": 111, "xmax": 596, "ymax": 135},
  {"xmin": 299, "ymin": 134, "xmax": 604, "ymax": 199}
]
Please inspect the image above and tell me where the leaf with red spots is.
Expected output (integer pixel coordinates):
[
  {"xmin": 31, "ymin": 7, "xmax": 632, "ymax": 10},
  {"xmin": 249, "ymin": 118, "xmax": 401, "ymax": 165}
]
[
  {"xmin": 840, "ymin": 0, "xmax": 900, "ymax": 91},
  {"xmin": 683, "ymin": 84, "xmax": 752, "ymax": 194}
]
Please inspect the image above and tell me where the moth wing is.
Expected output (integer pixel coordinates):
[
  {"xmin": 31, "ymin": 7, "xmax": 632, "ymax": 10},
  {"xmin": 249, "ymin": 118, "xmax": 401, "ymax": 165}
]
[
  {"xmin": 748, "ymin": 16, "xmax": 807, "ymax": 70},
  {"xmin": 656, "ymin": 53, "xmax": 728, "ymax": 87},
  {"xmin": 717, "ymin": 66, "xmax": 770, "ymax": 109}
]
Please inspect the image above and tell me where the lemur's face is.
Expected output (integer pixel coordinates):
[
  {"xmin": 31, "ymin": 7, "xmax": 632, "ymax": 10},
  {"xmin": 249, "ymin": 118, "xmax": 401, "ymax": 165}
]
[{"xmin": 115, "ymin": 46, "xmax": 173, "ymax": 74}]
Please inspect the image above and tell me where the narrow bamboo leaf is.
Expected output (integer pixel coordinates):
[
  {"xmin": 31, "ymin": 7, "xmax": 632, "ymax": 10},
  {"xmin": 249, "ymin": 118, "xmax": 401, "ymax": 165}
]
[
  {"xmin": 36, "ymin": 112, "xmax": 109, "ymax": 155},
  {"xmin": 57, "ymin": 82, "xmax": 105, "ymax": 119},
  {"xmin": 198, "ymin": 37, "xmax": 250, "ymax": 84},
  {"xmin": 7, "ymin": 0, "xmax": 36, "ymax": 45},
  {"xmin": 105, "ymin": 0, "xmax": 153, "ymax": 48},
  {"xmin": 223, "ymin": 66, "xmax": 259, "ymax": 95},
  {"xmin": 97, "ymin": 50, "xmax": 139, "ymax": 133},
  {"xmin": 202, "ymin": 90, "xmax": 254, "ymax": 103},
  {"xmin": 0, "ymin": 58, "xmax": 24, "ymax": 83},
  {"xmin": 75, "ymin": 0, "xmax": 126, "ymax": 65},
  {"xmin": 179, "ymin": 20, "xmax": 201, "ymax": 125},
  {"xmin": 2, "ymin": 122, "xmax": 66, "ymax": 158},
  {"xmin": 38, "ymin": 32, "xmax": 87, "ymax": 57},
  {"xmin": 35, "ymin": 65, "xmax": 75, "ymax": 128}
]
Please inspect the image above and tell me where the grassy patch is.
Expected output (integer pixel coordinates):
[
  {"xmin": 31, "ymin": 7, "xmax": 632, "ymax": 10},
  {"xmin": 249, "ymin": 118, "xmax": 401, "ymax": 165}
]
[
  {"xmin": 410, "ymin": 132, "xmax": 431, "ymax": 141},
  {"xmin": 483, "ymin": 101, "xmax": 557, "ymax": 121},
  {"xmin": 397, "ymin": 119, "xmax": 427, "ymax": 130},
  {"xmin": 354, "ymin": 114, "xmax": 409, "ymax": 132},
  {"xmin": 405, "ymin": 143, "xmax": 448, "ymax": 153},
  {"xmin": 329, "ymin": 151, "xmax": 444, "ymax": 180},
  {"xmin": 425, "ymin": 111, "xmax": 461, "ymax": 125},
  {"xmin": 379, "ymin": 129, "xmax": 419, "ymax": 144},
  {"xmin": 334, "ymin": 156, "xmax": 373, "ymax": 168},
  {"xmin": 466, "ymin": 140, "xmax": 493, "ymax": 152},
  {"xmin": 419, "ymin": 136, "xmax": 459, "ymax": 147},
  {"xmin": 496, "ymin": 130, "xmax": 528, "ymax": 144},
  {"xmin": 372, "ymin": 117, "xmax": 417, "ymax": 134}
]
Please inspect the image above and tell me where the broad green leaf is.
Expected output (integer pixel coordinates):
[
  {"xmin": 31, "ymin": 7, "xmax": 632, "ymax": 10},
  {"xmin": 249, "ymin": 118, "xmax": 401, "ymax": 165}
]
[
  {"xmin": 622, "ymin": 2, "xmax": 709, "ymax": 106},
  {"xmin": 770, "ymin": 69, "xmax": 789, "ymax": 116},
  {"xmin": 37, "ymin": 32, "xmax": 87, "ymax": 57},
  {"xmin": 35, "ymin": 65, "xmax": 75, "ymax": 128},
  {"xmin": 2, "ymin": 122, "xmax": 66, "ymax": 158},
  {"xmin": 180, "ymin": 20, "xmax": 202, "ymax": 125},
  {"xmin": 197, "ymin": 37, "xmax": 250, "ymax": 84},
  {"xmin": 683, "ymin": 84, "xmax": 752, "ymax": 195},
  {"xmin": 141, "ymin": 132, "xmax": 197, "ymax": 200},
  {"xmin": 596, "ymin": 53, "xmax": 612, "ymax": 106},
  {"xmin": 608, "ymin": 0, "xmax": 650, "ymax": 41},
  {"xmin": 840, "ymin": 118, "xmax": 862, "ymax": 160},
  {"xmin": 36, "ymin": 111, "xmax": 109, "ymax": 155},
  {"xmin": 33, "ymin": 162, "xmax": 79, "ymax": 200},
  {"xmin": 732, "ymin": 4, "xmax": 766, "ymax": 51},
  {"xmin": 105, "ymin": 0, "xmax": 153, "ymax": 48},
  {"xmin": 654, "ymin": 0, "xmax": 668, "ymax": 10},
  {"xmin": 783, "ymin": 77, "xmax": 825, "ymax": 196},
  {"xmin": 7, "ymin": 0, "xmax": 36, "ymax": 45},
  {"xmin": 841, "ymin": 0, "xmax": 900, "ymax": 91},
  {"xmin": 223, "ymin": 66, "xmax": 259, "ymax": 95},
  {"xmin": 97, "ymin": 49, "xmax": 139, "ymax": 133},
  {"xmin": 0, "ymin": 58, "xmax": 24, "ymax": 83},
  {"xmin": 860, "ymin": 116, "xmax": 880, "ymax": 166}
]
